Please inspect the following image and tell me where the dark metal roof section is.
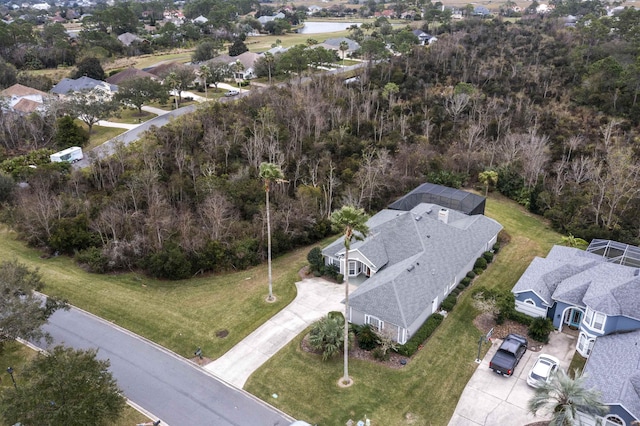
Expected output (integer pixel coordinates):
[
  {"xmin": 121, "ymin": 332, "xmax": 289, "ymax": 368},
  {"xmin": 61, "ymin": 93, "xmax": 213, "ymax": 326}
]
[{"xmin": 388, "ymin": 182, "xmax": 486, "ymax": 215}]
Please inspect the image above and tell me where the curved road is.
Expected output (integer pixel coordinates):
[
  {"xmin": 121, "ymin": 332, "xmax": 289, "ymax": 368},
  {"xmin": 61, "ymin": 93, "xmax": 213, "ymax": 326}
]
[{"xmin": 36, "ymin": 306, "xmax": 294, "ymax": 426}]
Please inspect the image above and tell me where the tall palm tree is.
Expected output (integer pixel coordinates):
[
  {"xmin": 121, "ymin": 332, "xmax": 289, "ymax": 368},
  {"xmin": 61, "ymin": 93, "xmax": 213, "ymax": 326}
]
[
  {"xmin": 199, "ymin": 64, "xmax": 211, "ymax": 98},
  {"xmin": 528, "ymin": 369, "xmax": 608, "ymax": 425},
  {"xmin": 330, "ymin": 205, "xmax": 369, "ymax": 385},
  {"xmin": 339, "ymin": 41, "xmax": 349, "ymax": 67},
  {"xmin": 259, "ymin": 162, "xmax": 285, "ymax": 302}
]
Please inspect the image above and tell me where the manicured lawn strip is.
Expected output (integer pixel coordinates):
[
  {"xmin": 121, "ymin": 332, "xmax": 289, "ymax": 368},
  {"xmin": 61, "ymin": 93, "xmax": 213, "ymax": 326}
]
[
  {"xmin": 0, "ymin": 225, "xmax": 306, "ymax": 360},
  {"xmin": 108, "ymin": 108, "xmax": 157, "ymax": 124},
  {"xmin": 87, "ymin": 126, "xmax": 128, "ymax": 149},
  {"xmin": 0, "ymin": 341, "xmax": 148, "ymax": 426},
  {"xmin": 245, "ymin": 194, "xmax": 563, "ymax": 425}
]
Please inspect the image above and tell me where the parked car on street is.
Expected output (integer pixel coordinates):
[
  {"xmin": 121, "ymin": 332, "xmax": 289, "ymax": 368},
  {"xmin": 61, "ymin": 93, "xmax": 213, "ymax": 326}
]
[
  {"xmin": 489, "ymin": 333, "xmax": 528, "ymax": 377},
  {"xmin": 526, "ymin": 354, "xmax": 560, "ymax": 387},
  {"xmin": 225, "ymin": 90, "xmax": 240, "ymax": 97}
]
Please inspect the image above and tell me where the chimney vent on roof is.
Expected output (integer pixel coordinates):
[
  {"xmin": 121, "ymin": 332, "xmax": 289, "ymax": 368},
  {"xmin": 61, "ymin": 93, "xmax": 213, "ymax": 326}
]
[
  {"xmin": 415, "ymin": 215, "xmax": 422, "ymax": 221},
  {"xmin": 635, "ymin": 269, "xmax": 639, "ymax": 276},
  {"xmin": 438, "ymin": 208, "xmax": 449, "ymax": 224},
  {"xmin": 407, "ymin": 265, "xmax": 415, "ymax": 272}
]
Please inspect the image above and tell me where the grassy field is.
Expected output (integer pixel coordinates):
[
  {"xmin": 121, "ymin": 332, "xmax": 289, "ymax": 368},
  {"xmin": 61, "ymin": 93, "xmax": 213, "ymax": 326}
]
[
  {"xmin": 244, "ymin": 193, "xmax": 562, "ymax": 425},
  {"xmin": 107, "ymin": 108, "xmax": 157, "ymax": 124},
  {"xmin": 86, "ymin": 125, "xmax": 127, "ymax": 149},
  {"xmin": 0, "ymin": 225, "xmax": 311, "ymax": 360},
  {"xmin": 0, "ymin": 342, "xmax": 149, "ymax": 426}
]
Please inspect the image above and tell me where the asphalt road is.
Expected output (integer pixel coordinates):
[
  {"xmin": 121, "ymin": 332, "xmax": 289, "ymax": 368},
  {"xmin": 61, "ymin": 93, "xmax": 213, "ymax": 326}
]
[{"xmin": 35, "ymin": 306, "xmax": 294, "ymax": 426}]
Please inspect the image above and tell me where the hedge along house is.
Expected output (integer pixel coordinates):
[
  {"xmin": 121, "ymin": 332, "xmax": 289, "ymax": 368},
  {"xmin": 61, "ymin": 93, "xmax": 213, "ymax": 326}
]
[
  {"xmin": 511, "ymin": 240, "xmax": 640, "ymax": 358},
  {"xmin": 322, "ymin": 201, "xmax": 502, "ymax": 344}
]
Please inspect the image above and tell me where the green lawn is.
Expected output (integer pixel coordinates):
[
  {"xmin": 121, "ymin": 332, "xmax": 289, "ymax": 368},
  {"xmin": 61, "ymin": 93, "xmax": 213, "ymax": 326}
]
[
  {"xmin": 0, "ymin": 225, "xmax": 305, "ymax": 360},
  {"xmin": 87, "ymin": 126, "xmax": 128, "ymax": 149},
  {"xmin": 0, "ymin": 341, "xmax": 149, "ymax": 426},
  {"xmin": 244, "ymin": 193, "xmax": 563, "ymax": 425},
  {"xmin": 108, "ymin": 108, "xmax": 157, "ymax": 124}
]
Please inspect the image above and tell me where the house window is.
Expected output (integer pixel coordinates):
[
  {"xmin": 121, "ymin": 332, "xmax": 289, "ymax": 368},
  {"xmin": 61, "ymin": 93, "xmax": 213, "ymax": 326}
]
[
  {"xmin": 583, "ymin": 307, "xmax": 606, "ymax": 332},
  {"xmin": 593, "ymin": 312, "xmax": 606, "ymax": 331},
  {"xmin": 365, "ymin": 315, "xmax": 383, "ymax": 331},
  {"xmin": 524, "ymin": 298, "xmax": 536, "ymax": 305},
  {"xmin": 348, "ymin": 261, "xmax": 357, "ymax": 276},
  {"xmin": 577, "ymin": 333, "xmax": 595, "ymax": 357},
  {"xmin": 603, "ymin": 415, "xmax": 624, "ymax": 426}
]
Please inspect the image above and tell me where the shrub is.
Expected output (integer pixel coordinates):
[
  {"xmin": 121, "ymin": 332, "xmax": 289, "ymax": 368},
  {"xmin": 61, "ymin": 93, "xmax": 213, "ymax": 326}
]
[
  {"xmin": 493, "ymin": 242, "xmax": 501, "ymax": 253},
  {"xmin": 456, "ymin": 283, "xmax": 466, "ymax": 291},
  {"xmin": 313, "ymin": 269, "xmax": 322, "ymax": 277},
  {"xmin": 461, "ymin": 277, "xmax": 472, "ymax": 286},
  {"xmin": 396, "ymin": 313, "xmax": 444, "ymax": 357},
  {"xmin": 372, "ymin": 346, "xmax": 390, "ymax": 361},
  {"xmin": 309, "ymin": 315, "xmax": 345, "ymax": 361},
  {"xmin": 474, "ymin": 257, "xmax": 488, "ymax": 270},
  {"xmin": 451, "ymin": 288, "xmax": 460, "ymax": 296},
  {"xmin": 441, "ymin": 294, "xmax": 457, "ymax": 311},
  {"xmin": 483, "ymin": 251, "xmax": 494, "ymax": 263},
  {"xmin": 354, "ymin": 324, "xmax": 378, "ymax": 350},
  {"xmin": 75, "ymin": 247, "xmax": 108, "ymax": 273},
  {"xmin": 466, "ymin": 271, "xmax": 476, "ymax": 279},
  {"xmin": 528, "ymin": 317, "xmax": 555, "ymax": 343},
  {"xmin": 474, "ymin": 267, "xmax": 484, "ymax": 275},
  {"xmin": 307, "ymin": 247, "xmax": 324, "ymax": 274},
  {"xmin": 324, "ymin": 263, "xmax": 339, "ymax": 279},
  {"xmin": 49, "ymin": 214, "xmax": 100, "ymax": 255},
  {"xmin": 336, "ymin": 273, "xmax": 344, "ymax": 284},
  {"xmin": 143, "ymin": 243, "xmax": 192, "ymax": 280}
]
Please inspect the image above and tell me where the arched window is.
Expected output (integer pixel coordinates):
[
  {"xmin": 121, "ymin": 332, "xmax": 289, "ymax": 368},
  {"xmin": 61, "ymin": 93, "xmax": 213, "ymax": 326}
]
[
  {"xmin": 603, "ymin": 415, "xmax": 624, "ymax": 426},
  {"xmin": 524, "ymin": 298, "xmax": 536, "ymax": 305}
]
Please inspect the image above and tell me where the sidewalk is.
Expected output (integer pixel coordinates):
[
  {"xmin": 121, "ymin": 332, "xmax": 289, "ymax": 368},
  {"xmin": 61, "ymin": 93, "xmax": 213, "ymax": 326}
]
[{"xmin": 204, "ymin": 278, "xmax": 353, "ymax": 388}]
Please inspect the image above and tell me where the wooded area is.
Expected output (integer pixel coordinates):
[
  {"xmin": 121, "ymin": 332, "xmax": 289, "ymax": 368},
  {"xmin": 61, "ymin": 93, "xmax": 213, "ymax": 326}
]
[{"xmin": 2, "ymin": 13, "xmax": 640, "ymax": 278}]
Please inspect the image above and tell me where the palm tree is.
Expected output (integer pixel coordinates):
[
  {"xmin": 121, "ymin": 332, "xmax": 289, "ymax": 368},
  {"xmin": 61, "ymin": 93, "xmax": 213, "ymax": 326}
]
[
  {"xmin": 199, "ymin": 64, "xmax": 211, "ymax": 98},
  {"xmin": 528, "ymin": 369, "xmax": 608, "ymax": 425},
  {"xmin": 339, "ymin": 41, "xmax": 349, "ymax": 67},
  {"xmin": 164, "ymin": 72, "xmax": 180, "ymax": 110},
  {"xmin": 330, "ymin": 205, "xmax": 369, "ymax": 386},
  {"xmin": 263, "ymin": 52, "xmax": 275, "ymax": 84},
  {"xmin": 259, "ymin": 162, "xmax": 285, "ymax": 302}
]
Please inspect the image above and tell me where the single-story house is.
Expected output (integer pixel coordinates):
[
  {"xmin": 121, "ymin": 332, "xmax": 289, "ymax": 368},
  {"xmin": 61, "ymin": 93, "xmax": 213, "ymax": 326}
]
[
  {"xmin": 257, "ymin": 12, "xmax": 285, "ymax": 25},
  {"xmin": 512, "ymin": 240, "xmax": 640, "ymax": 358},
  {"xmin": 473, "ymin": 6, "xmax": 491, "ymax": 16},
  {"xmin": 0, "ymin": 83, "xmax": 50, "ymax": 114},
  {"xmin": 193, "ymin": 15, "xmax": 208, "ymax": 24},
  {"xmin": 210, "ymin": 52, "xmax": 261, "ymax": 80},
  {"xmin": 117, "ymin": 32, "xmax": 145, "ymax": 46},
  {"xmin": 51, "ymin": 76, "xmax": 118, "ymax": 98},
  {"xmin": 576, "ymin": 330, "xmax": 640, "ymax": 426},
  {"xmin": 106, "ymin": 67, "xmax": 159, "ymax": 85},
  {"xmin": 412, "ymin": 29, "xmax": 437, "ymax": 45},
  {"xmin": 323, "ymin": 197, "xmax": 502, "ymax": 343},
  {"xmin": 320, "ymin": 37, "xmax": 360, "ymax": 56}
]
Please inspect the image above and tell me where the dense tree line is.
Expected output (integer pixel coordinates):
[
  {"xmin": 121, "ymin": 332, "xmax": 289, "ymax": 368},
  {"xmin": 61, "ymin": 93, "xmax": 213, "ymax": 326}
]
[{"xmin": 2, "ymin": 14, "xmax": 640, "ymax": 278}]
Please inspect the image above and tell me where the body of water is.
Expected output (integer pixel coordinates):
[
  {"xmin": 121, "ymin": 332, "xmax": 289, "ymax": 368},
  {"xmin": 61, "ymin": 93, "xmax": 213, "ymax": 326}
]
[{"xmin": 297, "ymin": 21, "xmax": 361, "ymax": 34}]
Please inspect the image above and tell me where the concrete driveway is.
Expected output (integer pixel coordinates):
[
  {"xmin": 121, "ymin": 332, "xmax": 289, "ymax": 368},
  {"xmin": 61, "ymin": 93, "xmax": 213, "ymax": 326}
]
[
  {"xmin": 205, "ymin": 278, "xmax": 352, "ymax": 388},
  {"xmin": 448, "ymin": 331, "xmax": 577, "ymax": 426}
]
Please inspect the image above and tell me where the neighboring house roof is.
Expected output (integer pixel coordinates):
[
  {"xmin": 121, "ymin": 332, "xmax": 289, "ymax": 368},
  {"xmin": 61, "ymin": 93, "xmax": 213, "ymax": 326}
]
[
  {"xmin": 117, "ymin": 32, "xmax": 143, "ymax": 46},
  {"xmin": 193, "ymin": 15, "xmax": 208, "ymax": 23},
  {"xmin": 513, "ymin": 244, "xmax": 640, "ymax": 321},
  {"xmin": 211, "ymin": 51, "xmax": 260, "ymax": 71},
  {"xmin": 51, "ymin": 76, "xmax": 118, "ymax": 95},
  {"xmin": 389, "ymin": 182, "xmax": 486, "ymax": 215},
  {"xmin": 11, "ymin": 98, "xmax": 41, "ymax": 113},
  {"xmin": 323, "ymin": 37, "xmax": 360, "ymax": 52},
  {"xmin": 1, "ymin": 83, "xmax": 48, "ymax": 98},
  {"xmin": 145, "ymin": 61, "xmax": 183, "ymax": 77},
  {"xmin": 324, "ymin": 203, "xmax": 502, "ymax": 329},
  {"xmin": 583, "ymin": 330, "xmax": 640, "ymax": 420},
  {"xmin": 106, "ymin": 67, "xmax": 158, "ymax": 85}
]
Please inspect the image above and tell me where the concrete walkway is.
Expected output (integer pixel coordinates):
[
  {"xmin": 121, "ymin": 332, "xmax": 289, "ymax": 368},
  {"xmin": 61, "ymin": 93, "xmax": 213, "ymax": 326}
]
[
  {"xmin": 96, "ymin": 120, "xmax": 138, "ymax": 129},
  {"xmin": 204, "ymin": 277, "xmax": 353, "ymax": 388},
  {"xmin": 142, "ymin": 105, "xmax": 170, "ymax": 115}
]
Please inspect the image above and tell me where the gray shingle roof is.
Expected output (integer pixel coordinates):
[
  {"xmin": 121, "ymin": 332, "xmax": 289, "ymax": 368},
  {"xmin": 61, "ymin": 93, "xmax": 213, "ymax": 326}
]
[
  {"xmin": 513, "ymin": 245, "xmax": 640, "ymax": 321},
  {"xmin": 325, "ymin": 203, "xmax": 502, "ymax": 328},
  {"xmin": 583, "ymin": 330, "xmax": 640, "ymax": 419},
  {"xmin": 51, "ymin": 76, "xmax": 117, "ymax": 95}
]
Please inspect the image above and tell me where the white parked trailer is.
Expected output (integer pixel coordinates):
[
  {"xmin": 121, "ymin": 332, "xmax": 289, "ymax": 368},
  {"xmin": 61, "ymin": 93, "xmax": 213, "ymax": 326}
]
[{"xmin": 50, "ymin": 146, "xmax": 83, "ymax": 163}]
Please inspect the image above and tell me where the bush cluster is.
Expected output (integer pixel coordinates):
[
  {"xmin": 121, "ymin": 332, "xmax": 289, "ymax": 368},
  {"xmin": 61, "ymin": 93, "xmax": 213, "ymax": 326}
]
[
  {"xmin": 528, "ymin": 317, "xmax": 555, "ymax": 343},
  {"xmin": 396, "ymin": 313, "xmax": 444, "ymax": 357},
  {"xmin": 440, "ymin": 294, "xmax": 457, "ymax": 311},
  {"xmin": 466, "ymin": 271, "xmax": 476, "ymax": 279},
  {"xmin": 353, "ymin": 324, "xmax": 378, "ymax": 351},
  {"xmin": 483, "ymin": 251, "xmax": 494, "ymax": 263},
  {"xmin": 474, "ymin": 257, "xmax": 488, "ymax": 270}
]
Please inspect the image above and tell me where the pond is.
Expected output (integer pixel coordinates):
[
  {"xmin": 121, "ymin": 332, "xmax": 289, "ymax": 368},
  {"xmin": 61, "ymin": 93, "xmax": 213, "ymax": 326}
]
[{"xmin": 297, "ymin": 21, "xmax": 361, "ymax": 34}]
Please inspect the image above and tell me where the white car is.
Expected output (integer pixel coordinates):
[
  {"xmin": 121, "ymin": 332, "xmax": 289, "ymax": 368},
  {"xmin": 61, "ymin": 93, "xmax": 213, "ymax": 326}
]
[
  {"xmin": 225, "ymin": 90, "xmax": 240, "ymax": 97},
  {"xmin": 527, "ymin": 354, "xmax": 560, "ymax": 387}
]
